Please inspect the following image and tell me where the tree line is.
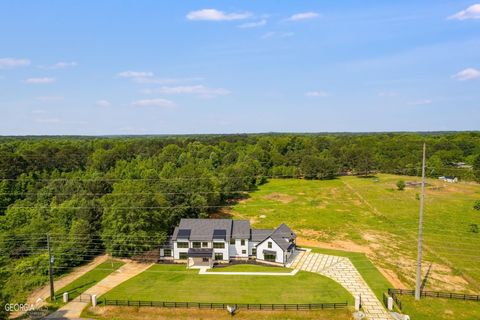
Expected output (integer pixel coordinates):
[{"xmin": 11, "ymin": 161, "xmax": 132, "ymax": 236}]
[{"xmin": 0, "ymin": 132, "xmax": 479, "ymax": 313}]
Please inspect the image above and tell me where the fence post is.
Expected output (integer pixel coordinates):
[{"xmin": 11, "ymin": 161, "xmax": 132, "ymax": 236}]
[
  {"xmin": 354, "ymin": 295, "xmax": 361, "ymax": 311},
  {"xmin": 387, "ymin": 297, "xmax": 393, "ymax": 311},
  {"xmin": 91, "ymin": 295, "xmax": 97, "ymax": 308}
]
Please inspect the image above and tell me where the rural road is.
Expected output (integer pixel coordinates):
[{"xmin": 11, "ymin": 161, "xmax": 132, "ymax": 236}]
[{"xmin": 45, "ymin": 261, "xmax": 153, "ymax": 319}]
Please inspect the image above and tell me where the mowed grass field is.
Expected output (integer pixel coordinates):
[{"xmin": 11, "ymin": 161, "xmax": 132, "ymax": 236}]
[
  {"xmin": 101, "ymin": 264, "xmax": 352, "ymax": 304},
  {"xmin": 55, "ymin": 260, "xmax": 124, "ymax": 302},
  {"xmin": 228, "ymin": 174, "xmax": 480, "ymax": 293}
]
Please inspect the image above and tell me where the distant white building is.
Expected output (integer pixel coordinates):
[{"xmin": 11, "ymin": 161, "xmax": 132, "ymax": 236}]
[
  {"xmin": 438, "ymin": 176, "xmax": 458, "ymax": 183},
  {"xmin": 160, "ymin": 219, "xmax": 296, "ymax": 268}
]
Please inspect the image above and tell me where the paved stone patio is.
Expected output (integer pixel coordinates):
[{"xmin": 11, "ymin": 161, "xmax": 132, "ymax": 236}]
[{"xmin": 288, "ymin": 249, "xmax": 393, "ymax": 320}]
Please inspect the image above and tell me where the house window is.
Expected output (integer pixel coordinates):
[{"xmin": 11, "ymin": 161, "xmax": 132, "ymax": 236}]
[
  {"xmin": 242, "ymin": 250, "xmax": 246, "ymax": 254},
  {"xmin": 177, "ymin": 242, "xmax": 188, "ymax": 248},
  {"xmin": 163, "ymin": 249, "xmax": 171, "ymax": 257},
  {"xmin": 264, "ymin": 254, "xmax": 276, "ymax": 262},
  {"xmin": 252, "ymin": 248, "xmax": 256, "ymax": 255},
  {"xmin": 213, "ymin": 242, "xmax": 225, "ymax": 249},
  {"xmin": 230, "ymin": 239, "xmax": 235, "ymax": 245},
  {"xmin": 179, "ymin": 252, "xmax": 188, "ymax": 260},
  {"xmin": 202, "ymin": 242, "xmax": 208, "ymax": 248},
  {"xmin": 241, "ymin": 239, "xmax": 245, "ymax": 246},
  {"xmin": 202, "ymin": 257, "xmax": 209, "ymax": 262},
  {"xmin": 214, "ymin": 253, "xmax": 223, "ymax": 260},
  {"xmin": 268, "ymin": 242, "xmax": 272, "ymax": 249},
  {"xmin": 192, "ymin": 242, "xmax": 201, "ymax": 248}
]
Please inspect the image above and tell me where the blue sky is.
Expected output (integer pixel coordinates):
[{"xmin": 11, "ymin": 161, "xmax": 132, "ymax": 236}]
[{"xmin": 0, "ymin": 1, "xmax": 479, "ymax": 135}]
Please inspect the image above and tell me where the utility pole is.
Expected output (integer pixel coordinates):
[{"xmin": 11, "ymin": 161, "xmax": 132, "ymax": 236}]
[
  {"xmin": 415, "ymin": 143, "xmax": 426, "ymax": 300},
  {"xmin": 47, "ymin": 234, "xmax": 55, "ymax": 301}
]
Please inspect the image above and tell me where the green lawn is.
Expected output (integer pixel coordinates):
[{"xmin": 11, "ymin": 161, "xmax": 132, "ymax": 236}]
[
  {"xmin": 55, "ymin": 260, "xmax": 124, "ymax": 301},
  {"xmin": 399, "ymin": 296, "xmax": 480, "ymax": 320},
  {"xmin": 308, "ymin": 247, "xmax": 392, "ymax": 300},
  {"xmin": 208, "ymin": 264, "xmax": 292, "ymax": 273},
  {"xmin": 230, "ymin": 175, "xmax": 480, "ymax": 293},
  {"xmin": 101, "ymin": 264, "xmax": 352, "ymax": 304}
]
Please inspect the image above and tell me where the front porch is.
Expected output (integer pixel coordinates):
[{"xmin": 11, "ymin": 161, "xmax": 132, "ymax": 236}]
[{"xmin": 186, "ymin": 248, "xmax": 214, "ymax": 269}]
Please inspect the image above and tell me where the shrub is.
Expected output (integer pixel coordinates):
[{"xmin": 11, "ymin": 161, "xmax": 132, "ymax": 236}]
[
  {"xmin": 474, "ymin": 200, "xmax": 480, "ymax": 211},
  {"xmin": 396, "ymin": 180, "xmax": 406, "ymax": 191}
]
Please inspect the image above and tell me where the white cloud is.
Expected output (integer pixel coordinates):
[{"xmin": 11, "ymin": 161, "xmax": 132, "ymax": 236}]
[
  {"xmin": 41, "ymin": 61, "xmax": 77, "ymax": 69},
  {"xmin": 36, "ymin": 96, "xmax": 64, "ymax": 101},
  {"xmin": 186, "ymin": 9, "xmax": 251, "ymax": 21},
  {"xmin": 0, "ymin": 58, "xmax": 31, "ymax": 69},
  {"xmin": 117, "ymin": 71, "xmax": 202, "ymax": 85},
  {"xmin": 261, "ymin": 31, "xmax": 294, "ymax": 39},
  {"xmin": 238, "ymin": 19, "xmax": 267, "ymax": 28},
  {"xmin": 448, "ymin": 4, "xmax": 480, "ymax": 20},
  {"xmin": 96, "ymin": 99, "xmax": 111, "ymax": 107},
  {"xmin": 452, "ymin": 68, "xmax": 480, "ymax": 81},
  {"xmin": 132, "ymin": 98, "xmax": 175, "ymax": 108},
  {"xmin": 306, "ymin": 91, "xmax": 329, "ymax": 97},
  {"xmin": 408, "ymin": 99, "xmax": 432, "ymax": 106},
  {"xmin": 143, "ymin": 85, "xmax": 230, "ymax": 98},
  {"xmin": 117, "ymin": 71, "xmax": 154, "ymax": 79},
  {"xmin": 287, "ymin": 12, "xmax": 320, "ymax": 21},
  {"xmin": 25, "ymin": 77, "xmax": 55, "ymax": 84}
]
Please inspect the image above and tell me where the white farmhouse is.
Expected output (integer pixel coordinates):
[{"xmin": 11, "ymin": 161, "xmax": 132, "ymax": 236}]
[{"xmin": 160, "ymin": 219, "xmax": 296, "ymax": 268}]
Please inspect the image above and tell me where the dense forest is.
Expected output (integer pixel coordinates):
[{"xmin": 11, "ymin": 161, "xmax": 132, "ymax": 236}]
[{"xmin": 1, "ymin": 132, "xmax": 480, "ymax": 314}]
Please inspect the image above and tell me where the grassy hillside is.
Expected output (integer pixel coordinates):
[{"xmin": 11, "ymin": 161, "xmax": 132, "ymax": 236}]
[{"xmin": 228, "ymin": 174, "xmax": 480, "ymax": 293}]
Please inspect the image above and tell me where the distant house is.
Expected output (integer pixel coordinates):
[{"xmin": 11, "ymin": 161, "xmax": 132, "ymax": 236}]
[
  {"xmin": 160, "ymin": 219, "xmax": 296, "ymax": 268},
  {"xmin": 439, "ymin": 176, "xmax": 458, "ymax": 183}
]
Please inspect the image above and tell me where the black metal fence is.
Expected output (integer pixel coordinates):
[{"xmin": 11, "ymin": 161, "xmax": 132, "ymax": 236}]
[
  {"xmin": 388, "ymin": 288, "xmax": 480, "ymax": 302},
  {"xmin": 102, "ymin": 299, "xmax": 348, "ymax": 310}
]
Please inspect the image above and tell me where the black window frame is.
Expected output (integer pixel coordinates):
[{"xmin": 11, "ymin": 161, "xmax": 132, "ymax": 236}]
[
  {"xmin": 177, "ymin": 242, "xmax": 188, "ymax": 248},
  {"xmin": 230, "ymin": 238, "xmax": 235, "ymax": 245},
  {"xmin": 214, "ymin": 253, "xmax": 224, "ymax": 260},
  {"xmin": 241, "ymin": 239, "xmax": 245, "ymax": 246},
  {"xmin": 192, "ymin": 242, "xmax": 201, "ymax": 248},
  {"xmin": 242, "ymin": 249, "xmax": 246, "ymax": 254},
  {"xmin": 213, "ymin": 242, "xmax": 225, "ymax": 249},
  {"xmin": 163, "ymin": 249, "xmax": 171, "ymax": 257},
  {"xmin": 252, "ymin": 248, "xmax": 257, "ymax": 255},
  {"xmin": 268, "ymin": 241, "xmax": 272, "ymax": 249},
  {"xmin": 179, "ymin": 252, "xmax": 188, "ymax": 260},
  {"xmin": 264, "ymin": 254, "xmax": 276, "ymax": 261},
  {"xmin": 202, "ymin": 242, "xmax": 208, "ymax": 248}
]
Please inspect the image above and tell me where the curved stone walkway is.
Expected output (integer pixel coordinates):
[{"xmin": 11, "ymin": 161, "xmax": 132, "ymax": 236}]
[{"xmin": 288, "ymin": 249, "xmax": 393, "ymax": 320}]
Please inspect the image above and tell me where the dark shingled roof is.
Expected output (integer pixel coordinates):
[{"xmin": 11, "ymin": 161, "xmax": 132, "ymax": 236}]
[
  {"xmin": 251, "ymin": 229, "xmax": 274, "ymax": 242},
  {"xmin": 231, "ymin": 220, "xmax": 251, "ymax": 239},
  {"xmin": 172, "ymin": 219, "xmax": 233, "ymax": 241},
  {"xmin": 256, "ymin": 224, "xmax": 297, "ymax": 251},
  {"xmin": 187, "ymin": 248, "xmax": 213, "ymax": 258}
]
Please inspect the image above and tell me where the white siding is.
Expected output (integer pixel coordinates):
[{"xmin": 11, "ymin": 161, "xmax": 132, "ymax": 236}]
[
  {"xmin": 230, "ymin": 239, "xmax": 249, "ymax": 258},
  {"xmin": 256, "ymin": 237, "xmax": 285, "ymax": 264},
  {"xmin": 212, "ymin": 240, "xmax": 229, "ymax": 261},
  {"xmin": 173, "ymin": 240, "xmax": 189, "ymax": 259}
]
